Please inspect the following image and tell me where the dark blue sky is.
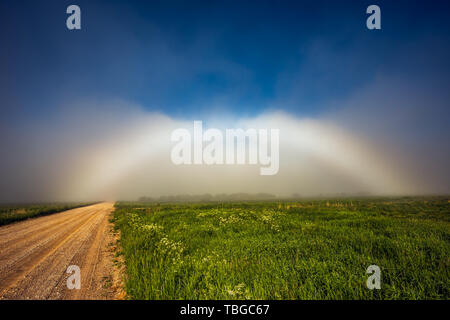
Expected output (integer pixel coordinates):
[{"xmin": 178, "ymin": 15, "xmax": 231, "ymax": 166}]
[{"xmin": 1, "ymin": 0, "xmax": 450, "ymax": 120}]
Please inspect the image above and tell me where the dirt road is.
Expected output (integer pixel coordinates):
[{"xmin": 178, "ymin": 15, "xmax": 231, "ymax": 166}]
[{"xmin": 0, "ymin": 202, "xmax": 122, "ymax": 300}]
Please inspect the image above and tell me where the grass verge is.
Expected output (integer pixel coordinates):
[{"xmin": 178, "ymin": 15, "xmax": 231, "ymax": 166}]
[{"xmin": 0, "ymin": 202, "xmax": 98, "ymax": 226}]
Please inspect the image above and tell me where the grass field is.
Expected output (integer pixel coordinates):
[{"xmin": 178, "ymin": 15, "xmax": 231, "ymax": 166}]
[
  {"xmin": 0, "ymin": 202, "xmax": 97, "ymax": 226},
  {"xmin": 113, "ymin": 197, "xmax": 450, "ymax": 299}
]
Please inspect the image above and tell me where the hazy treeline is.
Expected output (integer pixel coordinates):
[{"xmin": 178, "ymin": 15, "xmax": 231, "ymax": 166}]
[
  {"xmin": 138, "ymin": 193, "xmax": 278, "ymax": 203},
  {"xmin": 136, "ymin": 192, "xmax": 380, "ymax": 203}
]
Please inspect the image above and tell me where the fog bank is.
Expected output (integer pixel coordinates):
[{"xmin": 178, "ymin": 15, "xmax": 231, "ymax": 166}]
[{"xmin": 1, "ymin": 98, "xmax": 448, "ymax": 202}]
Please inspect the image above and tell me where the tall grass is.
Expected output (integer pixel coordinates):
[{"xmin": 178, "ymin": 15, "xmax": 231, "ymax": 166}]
[{"xmin": 113, "ymin": 197, "xmax": 450, "ymax": 299}]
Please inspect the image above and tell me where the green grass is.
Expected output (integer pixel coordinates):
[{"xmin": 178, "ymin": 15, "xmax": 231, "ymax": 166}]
[
  {"xmin": 0, "ymin": 202, "xmax": 97, "ymax": 226},
  {"xmin": 113, "ymin": 197, "xmax": 450, "ymax": 299}
]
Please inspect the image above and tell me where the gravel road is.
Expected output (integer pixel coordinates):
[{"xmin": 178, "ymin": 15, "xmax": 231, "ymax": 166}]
[{"xmin": 0, "ymin": 202, "xmax": 122, "ymax": 300}]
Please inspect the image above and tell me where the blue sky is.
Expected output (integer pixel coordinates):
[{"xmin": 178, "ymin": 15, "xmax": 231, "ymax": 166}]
[
  {"xmin": 1, "ymin": 0, "xmax": 449, "ymax": 120},
  {"xmin": 0, "ymin": 0, "xmax": 450, "ymax": 201}
]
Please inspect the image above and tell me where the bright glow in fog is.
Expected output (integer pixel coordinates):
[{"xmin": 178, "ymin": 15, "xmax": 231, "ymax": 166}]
[
  {"xmin": 60, "ymin": 111, "xmax": 414, "ymax": 200},
  {"xmin": 0, "ymin": 101, "xmax": 444, "ymax": 202}
]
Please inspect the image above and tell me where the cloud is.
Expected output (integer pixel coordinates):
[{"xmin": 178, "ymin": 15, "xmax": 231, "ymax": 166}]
[{"xmin": 1, "ymin": 94, "xmax": 447, "ymax": 202}]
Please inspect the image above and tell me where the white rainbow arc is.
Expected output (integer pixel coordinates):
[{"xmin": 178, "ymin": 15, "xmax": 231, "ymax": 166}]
[{"xmin": 71, "ymin": 112, "xmax": 412, "ymax": 199}]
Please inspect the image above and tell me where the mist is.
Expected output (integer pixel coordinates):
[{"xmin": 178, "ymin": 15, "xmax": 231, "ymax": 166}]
[{"xmin": 1, "ymin": 95, "xmax": 448, "ymax": 203}]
